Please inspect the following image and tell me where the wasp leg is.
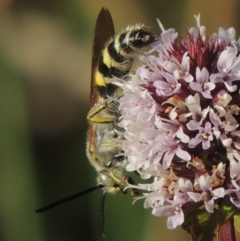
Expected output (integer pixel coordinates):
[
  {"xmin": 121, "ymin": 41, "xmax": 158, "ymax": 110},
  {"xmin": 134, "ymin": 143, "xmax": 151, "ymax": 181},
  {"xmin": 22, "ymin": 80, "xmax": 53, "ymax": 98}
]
[
  {"xmin": 99, "ymin": 142, "xmax": 122, "ymax": 148},
  {"xmin": 87, "ymin": 100, "xmax": 118, "ymax": 123},
  {"xmin": 99, "ymin": 142, "xmax": 124, "ymax": 168},
  {"xmin": 127, "ymin": 177, "xmax": 142, "ymax": 197}
]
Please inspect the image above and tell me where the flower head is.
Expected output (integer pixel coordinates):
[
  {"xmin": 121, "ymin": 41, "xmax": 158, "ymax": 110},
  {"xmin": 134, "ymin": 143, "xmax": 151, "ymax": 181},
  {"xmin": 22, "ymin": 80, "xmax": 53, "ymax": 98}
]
[{"xmin": 118, "ymin": 16, "xmax": 240, "ymax": 229}]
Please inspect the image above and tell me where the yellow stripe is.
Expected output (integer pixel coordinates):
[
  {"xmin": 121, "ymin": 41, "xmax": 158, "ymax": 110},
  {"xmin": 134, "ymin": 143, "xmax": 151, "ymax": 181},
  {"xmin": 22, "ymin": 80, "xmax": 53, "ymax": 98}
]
[
  {"xmin": 95, "ymin": 70, "xmax": 116, "ymax": 86},
  {"xmin": 94, "ymin": 71, "xmax": 106, "ymax": 86},
  {"xmin": 102, "ymin": 48, "xmax": 112, "ymax": 68}
]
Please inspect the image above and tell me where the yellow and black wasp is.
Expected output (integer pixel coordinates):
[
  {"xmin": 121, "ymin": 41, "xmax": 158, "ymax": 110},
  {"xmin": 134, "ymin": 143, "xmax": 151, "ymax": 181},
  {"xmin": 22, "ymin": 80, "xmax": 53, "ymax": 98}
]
[
  {"xmin": 87, "ymin": 7, "xmax": 155, "ymax": 195},
  {"xmin": 36, "ymin": 7, "xmax": 156, "ymax": 236}
]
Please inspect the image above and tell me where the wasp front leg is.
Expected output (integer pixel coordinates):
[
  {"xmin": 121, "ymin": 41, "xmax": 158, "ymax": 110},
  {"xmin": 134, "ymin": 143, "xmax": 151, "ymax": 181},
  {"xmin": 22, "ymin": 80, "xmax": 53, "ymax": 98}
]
[
  {"xmin": 126, "ymin": 176, "xmax": 142, "ymax": 197},
  {"xmin": 87, "ymin": 99, "xmax": 119, "ymax": 123}
]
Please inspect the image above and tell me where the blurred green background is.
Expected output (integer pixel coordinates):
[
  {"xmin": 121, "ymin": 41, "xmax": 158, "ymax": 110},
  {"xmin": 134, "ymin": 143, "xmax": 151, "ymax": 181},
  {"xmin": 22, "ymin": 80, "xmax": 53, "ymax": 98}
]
[{"xmin": 1, "ymin": 0, "xmax": 240, "ymax": 240}]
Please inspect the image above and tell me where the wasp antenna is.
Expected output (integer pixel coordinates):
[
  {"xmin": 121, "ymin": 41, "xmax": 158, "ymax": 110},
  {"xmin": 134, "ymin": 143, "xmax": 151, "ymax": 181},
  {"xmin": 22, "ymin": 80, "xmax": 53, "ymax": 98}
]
[
  {"xmin": 99, "ymin": 192, "xmax": 107, "ymax": 238},
  {"xmin": 35, "ymin": 185, "xmax": 102, "ymax": 213}
]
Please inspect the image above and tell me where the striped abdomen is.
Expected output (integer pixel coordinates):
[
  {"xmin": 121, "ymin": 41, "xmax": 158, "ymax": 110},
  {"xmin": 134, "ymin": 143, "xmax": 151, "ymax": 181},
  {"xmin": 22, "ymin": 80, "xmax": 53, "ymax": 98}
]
[{"xmin": 94, "ymin": 25, "xmax": 156, "ymax": 97}]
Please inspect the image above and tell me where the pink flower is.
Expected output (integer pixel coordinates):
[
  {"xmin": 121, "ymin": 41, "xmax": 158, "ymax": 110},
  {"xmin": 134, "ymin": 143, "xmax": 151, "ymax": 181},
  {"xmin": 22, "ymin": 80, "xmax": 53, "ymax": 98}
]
[
  {"xmin": 154, "ymin": 72, "xmax": 181, "ymax": 96},
  {"xmin": 190, "ymin": 67, "xmax": 215, "ymax": 98},
  {"xmin": 188, "ymin": 122, "xmax": 213, "ymax": 149},
  {"xmin": 185, "ymin": 93, "xmax": 209, "ymax": 130},
  {"xmin": 210, "ymin": 47, "xmax": 240, "ymax": 92},
  {"xmin": 187, "ymin": 175, "xmax": 225, "ymax": 213},
  {"xmin": 118, "ymin": 16, "xmax": 240, "ymax": 229},
  {"xmin": 152, "ymin": 205, "xmax": 184, "ymax": 229}
]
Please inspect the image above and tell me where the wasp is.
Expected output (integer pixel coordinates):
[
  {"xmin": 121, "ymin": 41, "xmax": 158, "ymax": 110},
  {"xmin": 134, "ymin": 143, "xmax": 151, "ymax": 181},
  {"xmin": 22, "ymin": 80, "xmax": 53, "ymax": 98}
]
[
  {"xmin": 87, "ymin": 7, "xmax": 155, "ymax": 194},
  {"xmin": 36, "ymin": 7, "xmax": 156, "ymax": 237}
]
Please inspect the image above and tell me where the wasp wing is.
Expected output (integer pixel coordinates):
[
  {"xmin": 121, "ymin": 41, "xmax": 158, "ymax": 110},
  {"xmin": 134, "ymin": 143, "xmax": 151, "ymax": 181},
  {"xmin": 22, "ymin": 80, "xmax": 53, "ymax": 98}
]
[{"xmin": 90, "ymin": 7, "xmax": 115, "ymax": 107}]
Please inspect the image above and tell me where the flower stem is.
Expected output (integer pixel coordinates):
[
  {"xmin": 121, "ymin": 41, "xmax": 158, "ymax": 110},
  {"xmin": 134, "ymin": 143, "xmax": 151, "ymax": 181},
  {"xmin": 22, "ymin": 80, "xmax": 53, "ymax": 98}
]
[{"xmin": 217, "ymin": 218, "xmax": 236, "ymax": 241}]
